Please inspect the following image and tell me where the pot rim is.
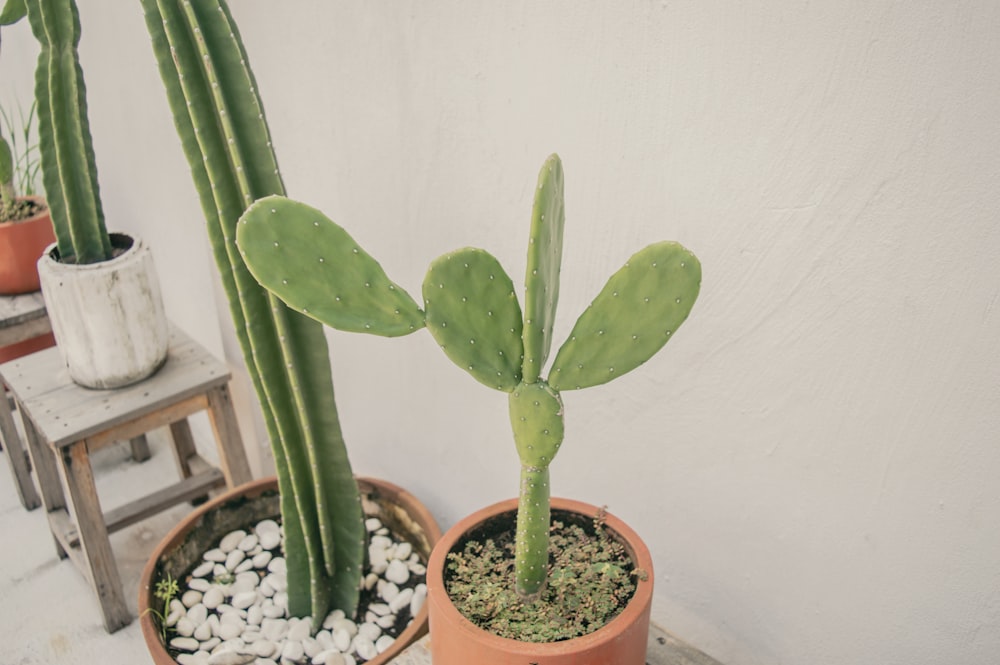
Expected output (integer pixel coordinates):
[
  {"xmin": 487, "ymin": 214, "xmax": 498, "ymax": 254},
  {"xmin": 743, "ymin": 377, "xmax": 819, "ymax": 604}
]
[
  {"xmin": 138, "ymin": 475, "xmax": 441, "ymax": 665},
  {"xmin": 427, "ymin": 496, "xmax": 654, "ymax": 655},
  {"xmin": 37, "ymin": 231, "xmax": 145, "ymax": 271}
]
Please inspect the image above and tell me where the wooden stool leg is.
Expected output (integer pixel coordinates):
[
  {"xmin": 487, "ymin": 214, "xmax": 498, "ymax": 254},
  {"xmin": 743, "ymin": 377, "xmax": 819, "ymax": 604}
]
[
  {"xmin": 21, "ymin": 414, "xmax": 69, "ymax": 558},
  {"xmin": 59, "ymin": 441, "xmax": 131, "ymax": 633},
  {"xmin": 0, "ymin": 392, "xmax": 41, "ymax": 510},
  {"xmin": 168, "ymin": 418, "xmax": 197, "ymax": 478},
  {"xmin": 205, "ymin": 385, "xmax": 252, "ymax": 487},
  {"xmin": 128, "ymin": 434, "xmax": 151, "ymax": 462}
]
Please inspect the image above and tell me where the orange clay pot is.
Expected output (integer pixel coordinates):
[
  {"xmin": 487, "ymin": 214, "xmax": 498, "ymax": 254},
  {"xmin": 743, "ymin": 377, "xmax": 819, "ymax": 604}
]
[
  {"xmin": 427, "ymin": 497, "xmax": 654, "ymax": 665},
  {"xmin": 0, "ymin": 196, "xmax": 55, "ymax": 295},
  {"xmin": 139, "ymin": 476, "xmax": 442, "ymax": 665}
]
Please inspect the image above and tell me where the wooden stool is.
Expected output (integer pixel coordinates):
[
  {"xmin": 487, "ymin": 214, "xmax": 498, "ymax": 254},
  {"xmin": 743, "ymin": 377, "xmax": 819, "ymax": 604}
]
[
  {"xmin": 0, "ymin": 292, "xmax": 54, "ymax": 510},
  {"xmin": 0, "ymin": 325, "xmax": 253, "ymax": 632}
]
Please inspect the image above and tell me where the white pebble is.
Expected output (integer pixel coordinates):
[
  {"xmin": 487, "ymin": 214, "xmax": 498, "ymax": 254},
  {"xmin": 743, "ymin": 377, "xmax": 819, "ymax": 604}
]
[
  {"xmin": 170, "ymin": 636, "xmax": 201, "ymax": 652},
  {"xmin": 203, "ymin": 587, "xmax": 225, "ymax": 609},
  {"xmin": 175, "ymin": 616, "xmax": 196, "ymax": 637},
  {"xmin": 375, "ymin": 614, "xmax": 396, "ymax": 629},
  {"xmin": 364, "ymin": 518, "xmax": 383, "ymax": 532},
  {"xmin": 379, "ymin": 581, "xmax": 400, "ymax": 602},
  {"xmin": 313, "ymin": 651, "xmax": 345, "ymax": 665},
  {"xmin": 192, "ymin": 561, "xmax": 215, "ymax": 578},
  {"xmin": 287, "ymin": 618, "xmax": 311, "ymax": 642},
  {"xmin": 203, "ymin": 548, "xmax": 227, "ymax": 563},
  {"xmin": 182, "ymin": 590, "xmax": 203, "ymax": 608},
  {"xmin": 247, "ymin": 604, "xmax": 263, "ymax": 626},
  {"xmin": 194, "ymin": 620, "xmax": 214, "ymax": 642},
  {"xmin": 188, "ymin": 578, "xmax": 211, "ymax": 592},
  {"xmin": 267, "ymin": 557, "xmax": 287, "ymax": 575},
  {"xmin": 329, "ymin": 618, "xmax": 358, "ymax": 636},
  {"xmin": 389, "ymin": 587, "xmax": 414, "ymax": 614},
  {"xmin": 166, "ymin": 608, "xmax": 185, "ymax": 628},
  {"xmin": 261, "ymin": 602, "xmax": 285, "ymax": 618},
  {"xmin": 253, "ymin": 640, "xmax": 277, "ymax": 658},
  {"xmin": 375, "ymin": 634, "xmax": 396, "ymax": 653},
  {"xmin": 410, "ymin": 584, "xmax": 427, "ymax": 616},
  {"xmin": 385, "ymin": 559, "xmax": 410, "ymax": 585},
  {"xmin": 206, "ymin": 649, "xmax": 254, "ymax": 665},
  {"xmin": 219, "ymin": 530, "xmax": 247, "ymax": 553},
  {"xmin": 258, "ymin": 530, "xmax": 281, "ymax": 550},
  {"xmin": 231, "ymin": 591, "xmax": 257, "ymax": 610},
  {"xmin": 367, "ymin": 603, "xmax": 391, "ymax": 616},
  {"xmin": 252, "ymin": 551, "xmax": 273, "ymax": 569},
  {"xmin": 332, "ymin": 628, "xmax": 352, "ymax": 652},
  {"xmin": 358, "ymin": 621, "xmax": 381, "ymax": 642},
  {"xmin": 261, "ymin": 617, "xmax": 288, "ymax": 642},
  {"xmin": 238, "ymin": 533, "xmax": 259, "ymax": 551},
  {"xmin": 177, "ymin": 654, "xmax": 209, "ymax": 665},
  {"xmin": 282, "ymin": 640, "xmax": 305, "ymax": 662},
  {"xmin": 393, "ymin": 542, "xmax": 413, "ymax": 560},
  {"xmin": 352, "ymin": 635, "xmax": 378, "ymax": 661},
  {"xmin": 233, "ymin": 558, "xmax": 255, "ymax": 574},
  {"xmin": 217, "ymin": 620, "xmax": 244, "ymax": 641},
  {"xmin": 225, "ymin": 549, "xmax": 246, "ymax": 572},
  {"xmin": 188, "ymin": 603, "xmax": 208, "ymax": 625}
]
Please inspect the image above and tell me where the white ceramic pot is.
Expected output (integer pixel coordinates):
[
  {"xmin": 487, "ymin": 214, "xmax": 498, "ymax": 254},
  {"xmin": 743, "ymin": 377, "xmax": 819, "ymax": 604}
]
[{"xmin": 37, "ymin": 233, "xmax": 169, "ymax": 389}]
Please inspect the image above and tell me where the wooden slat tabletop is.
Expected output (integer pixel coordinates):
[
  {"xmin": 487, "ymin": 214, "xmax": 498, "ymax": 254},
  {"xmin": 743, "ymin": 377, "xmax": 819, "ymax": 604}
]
[{"xmin": 0, "ymin": 326, "xmax": 230, "ymax": 448}]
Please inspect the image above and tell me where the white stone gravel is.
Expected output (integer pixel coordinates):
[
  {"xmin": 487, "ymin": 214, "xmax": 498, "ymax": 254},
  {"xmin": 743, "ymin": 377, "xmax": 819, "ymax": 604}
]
[{"xmin": 161, "ymin": 516, "xmax": 426, "ymax": 665}]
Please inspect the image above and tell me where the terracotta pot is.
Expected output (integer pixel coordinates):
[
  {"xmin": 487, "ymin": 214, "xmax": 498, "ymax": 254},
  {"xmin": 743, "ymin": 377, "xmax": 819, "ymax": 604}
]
[
  {"xmin": 37, "ymin": 232, "xmax": 169, "ymax": 388},
  {"xmin": 139, "ymin": 476, "xmax": 441, "ymax": 665},
  {"xmin": 0, "ymin": 196, "xmax": 55, "ymax": 295},
  {"xmin": 427, "ymin": 497, "xmax": 654, "ymax": 665}
]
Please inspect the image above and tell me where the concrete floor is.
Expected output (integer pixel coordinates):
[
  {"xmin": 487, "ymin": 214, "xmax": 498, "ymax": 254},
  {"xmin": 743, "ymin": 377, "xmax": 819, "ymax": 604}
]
[{"xmin": 0, "ymin": 430, "xmax": 207, "ymax": 664}]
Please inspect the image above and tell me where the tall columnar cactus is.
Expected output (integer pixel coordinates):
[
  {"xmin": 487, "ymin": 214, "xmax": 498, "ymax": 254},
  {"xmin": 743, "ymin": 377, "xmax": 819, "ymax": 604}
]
[
  {"xmin": 141, "ymin": 0, "xmax": 364, "ymax": 626},
  {"xmin": 238, "ymin": 154, "xmax": 702, "ymax": 600},
  {"xmin": 25, "ymin": 0, "xmax": 112, "ymax": 264}
]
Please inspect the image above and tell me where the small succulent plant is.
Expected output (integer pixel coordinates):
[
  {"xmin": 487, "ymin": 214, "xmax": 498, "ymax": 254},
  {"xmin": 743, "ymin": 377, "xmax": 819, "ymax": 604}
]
[{"xmin": 237, "ymin": 154, "xmax": 701, "ymax": 600}]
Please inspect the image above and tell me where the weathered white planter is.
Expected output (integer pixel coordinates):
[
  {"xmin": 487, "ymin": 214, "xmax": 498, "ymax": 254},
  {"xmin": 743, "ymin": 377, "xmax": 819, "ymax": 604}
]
[{"xmin": 37, "ymin": 233, "xmax": 169, "ymax": 389}]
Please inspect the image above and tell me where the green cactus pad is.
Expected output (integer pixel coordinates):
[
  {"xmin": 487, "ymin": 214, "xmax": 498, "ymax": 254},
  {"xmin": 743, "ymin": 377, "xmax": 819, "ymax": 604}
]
[
  {"xmin": 548, "ymin": 241, "xmax": 701, "ymax": 391},
  {"xmin": 508, "ymin": 381, "xmax": 564, "ymax": 467},
  {"xmin": 522, "ymin": 154, "xmax": 566, "ymax": 385},
  {"xmin": 422, "ymin": 248, "xmax": 524, "ymax": 392},
  {"xmin": 237, "ymin": 195, "xmax": 425, "ymax": 337}
]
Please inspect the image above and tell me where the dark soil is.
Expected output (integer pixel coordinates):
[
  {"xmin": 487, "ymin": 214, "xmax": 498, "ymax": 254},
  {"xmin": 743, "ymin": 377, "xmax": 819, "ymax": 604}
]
[{"xmin": 443, "ymin": 507, "xmax": 642, "ymax": 643}]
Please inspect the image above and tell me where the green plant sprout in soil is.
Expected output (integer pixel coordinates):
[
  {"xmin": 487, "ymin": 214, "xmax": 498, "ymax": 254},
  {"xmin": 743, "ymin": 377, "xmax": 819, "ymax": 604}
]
[{"xmin": 445, "ymin": 508, "xmax": 640, "ymax": 642}]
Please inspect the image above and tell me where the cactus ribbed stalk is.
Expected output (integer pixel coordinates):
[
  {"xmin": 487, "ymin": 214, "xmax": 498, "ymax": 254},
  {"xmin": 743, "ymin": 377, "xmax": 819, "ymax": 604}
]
[
  {"xmin": 141, "ymin": 0, "xmax": 364, "ymax": 626},
  {"xmin": 26, "ymin": 0, "xmax": 112, "ymax": 264},
  {"xmin": 237, "ymin": 154, "xmax": 702, "ymax": 601}
]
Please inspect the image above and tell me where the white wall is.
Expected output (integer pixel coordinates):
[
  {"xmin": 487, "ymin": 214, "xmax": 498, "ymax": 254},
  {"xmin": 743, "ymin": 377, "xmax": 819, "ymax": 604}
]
[{"xmin": 3, "ymin": 2, "xmax": 999, "ymax": 663}]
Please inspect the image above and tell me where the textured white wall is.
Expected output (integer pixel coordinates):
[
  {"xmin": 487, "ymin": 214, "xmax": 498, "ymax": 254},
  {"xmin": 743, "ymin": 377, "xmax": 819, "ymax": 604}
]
[{"xmin": 3, "ymin": 2, "xmax": 999, "ymax": 663}]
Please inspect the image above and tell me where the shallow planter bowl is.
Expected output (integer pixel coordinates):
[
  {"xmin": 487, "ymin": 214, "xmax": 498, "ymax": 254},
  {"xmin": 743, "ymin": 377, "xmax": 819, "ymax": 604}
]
[
  {"xmin": 139, "ymin": 476, "xmax": 442, "ymax": 665},
  {"xmin": 427, "ymin": 497, "xmax": 654, "ymax": 665}
]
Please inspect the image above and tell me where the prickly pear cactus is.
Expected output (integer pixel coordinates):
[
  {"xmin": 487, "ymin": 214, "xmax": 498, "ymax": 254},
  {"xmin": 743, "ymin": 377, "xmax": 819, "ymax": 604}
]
[{"xmin": 238, "ymin": 153, "xmax": 702, "ymax": 601}]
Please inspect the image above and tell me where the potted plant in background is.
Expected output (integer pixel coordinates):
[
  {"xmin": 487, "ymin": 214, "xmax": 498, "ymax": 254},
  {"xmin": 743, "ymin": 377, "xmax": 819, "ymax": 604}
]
[
  {"xmin": 236, "ymin": 153, "xmax": 702, "ymax": 664},
  {"xmin": 22, "ymin": 0, "xmax": 168, "ymax": 389},
  {"xmin": 138, "ymin": 2, "xmax": 440, "ymax": 664},
  {"xmin": 0, "ymin": 102, "xmax": 55, "ymax": 296}
]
